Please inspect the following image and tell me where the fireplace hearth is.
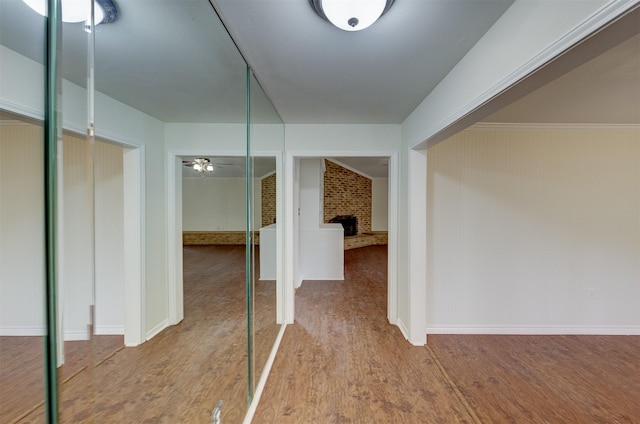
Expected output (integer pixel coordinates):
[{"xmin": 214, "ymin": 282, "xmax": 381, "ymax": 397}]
[{"xmin": 329, "ymin": 215, "xmax": 358, "ymax": 237}]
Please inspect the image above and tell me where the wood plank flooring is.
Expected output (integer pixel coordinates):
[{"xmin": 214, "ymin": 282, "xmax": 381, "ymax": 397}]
[
  {"xmin": 253, "ymin": 245, "xmax": 473, "ymax": 423},
  {"xmin": 2, "ymin": 245, "xmax": 279, "ymax": 424},
  {"xmin": 254, "ymin": 245, "xmax": 640, "ymax": 423},
  {"xmin": 428, "ymin": 334, "xmax": 640, "ymax": 423},
  {"xmin": 0, "ymin": 336, "xmax": 45, "ymax": 422},
  {"xmin": 4, "ymin": 245, "xmax": 638, "ymax": 423}
]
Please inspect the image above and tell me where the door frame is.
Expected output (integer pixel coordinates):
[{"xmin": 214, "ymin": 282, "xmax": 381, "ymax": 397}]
[{"xmin": 284, "ymin": 151, "xmax": 399, "ymax": 326}]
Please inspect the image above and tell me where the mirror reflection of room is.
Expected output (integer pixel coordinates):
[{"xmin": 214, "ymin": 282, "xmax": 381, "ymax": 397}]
[
  {"xmin": 0, "ymin": 0, "xmax": 284, "ymax": 421},
  {"xmin": 181, "ymin": 155, "xmax": 279, "ymax": 421}
]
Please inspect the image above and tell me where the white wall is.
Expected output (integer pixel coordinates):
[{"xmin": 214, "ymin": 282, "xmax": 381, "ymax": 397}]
[
  {"xmin": 183, "ymin": 177, "xmax": 246, "ymax": 231},
  {"xmin": 182, "ymin": 176, "xmax": 264, "ymax": 231},
  {"xmin": 299, "ymin": 159, "xmax": 323, "ymax": 230},
  {"xmin": 95, "ymin": 141, "xmax": 125, "ymax": 335},
  {"xmin": 398, "ymin": 0, "xmax": 636, "ymax": 344},
  {"xmin": 426, "ymin": 125, "xmax": 640, "ymax": 334},
  {"xmin": 371, "ymin": 178, "xmax": 388, "ymax": 231},
  {"xmin": 297, "ymin": 158, "xmax": 344, "ymax": 282}
]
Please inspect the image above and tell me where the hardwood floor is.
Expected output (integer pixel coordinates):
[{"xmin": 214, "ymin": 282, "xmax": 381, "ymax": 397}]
[
  {"xmin": 2, "ymin": 245, "xmax": 279, "ymax": 424},
  {"xmin": 0, "ymin": 336, "xmax": 45, "ymax": 423},
  {"xmin": 428, "ymin": 334, "xmax": 640, "ymax": 423},
  {"xmin": 253, "ymin": 245, "xmax": 472, "ymax": 423},
  {"xmin": 254, "ymin": 245, "xmax": 640, "ymax": 423},
  {"xmin": 4, "ymin": 245, "xmax": 638, "ymax": 423}
]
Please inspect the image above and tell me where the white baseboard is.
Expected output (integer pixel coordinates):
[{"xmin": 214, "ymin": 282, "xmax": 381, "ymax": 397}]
[
  {"xmin": 243, "ymin": 323, "xmax": 287, "ymax": 424},
  {"xmin": 299, "ymin": 276, "xmax": 344, "ymax": 281},
  {"xmin": 0, "ymin": 326, "xmax": 46, "ymax": 336},
  {"xmin": 426, "ymin": 325, "xmax": 640, "ymax": 336},
  {"xmin": 396, "ymin": 318, "xmax": 410, "ymax": 343},
  {"xmin": 146, "ymin": 319, "xmax": 169, "ymax": 341},
  {"xmin": 64, "ymin": 330, "xmax": 91, "ymax": 341},
  {"xmin": 95, "ymin": 325, "xmax": 125, "ymax": 335}
]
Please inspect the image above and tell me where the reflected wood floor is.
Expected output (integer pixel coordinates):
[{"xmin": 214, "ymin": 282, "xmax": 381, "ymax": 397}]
[
  {"xmin": 254, "ymin": 245, "xmax": 640, "ymax": 423},
  {"xmin": 3, "ymin": 245, "xmax": 278, "ymax": 424}
]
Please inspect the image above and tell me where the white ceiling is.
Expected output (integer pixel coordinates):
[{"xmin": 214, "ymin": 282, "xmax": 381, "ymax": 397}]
[
  {"xmin": 0, "ymin": 0, "xmax": 249, "ymax": 123},
  {"xmin": 213, "ymin": 0, "xmax": 514, "ymax": 124},
  {"xmin": 1, "ymin": 1, "xmax": 638, "ymax": 179}
]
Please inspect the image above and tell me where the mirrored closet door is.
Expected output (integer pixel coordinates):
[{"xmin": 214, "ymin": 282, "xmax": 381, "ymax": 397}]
[{"xmin": 1, "ymin": 0, "xmax": 284, "ymax": 422}]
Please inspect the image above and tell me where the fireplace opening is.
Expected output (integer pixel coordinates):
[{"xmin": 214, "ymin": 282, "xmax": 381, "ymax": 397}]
[{"xmin": 329, "ymin": 215, "xmax": 358, "ymax": 237}]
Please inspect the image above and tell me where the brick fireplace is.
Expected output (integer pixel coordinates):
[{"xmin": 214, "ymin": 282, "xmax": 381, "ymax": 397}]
[{"xmin": 329, "ymin": 214, "xmax": 358, "ymax": 237}]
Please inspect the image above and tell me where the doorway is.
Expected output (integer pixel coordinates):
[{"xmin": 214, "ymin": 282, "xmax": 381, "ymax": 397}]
[{"xmin": 285, "ymin": 152, "xmax": 398, "ymax": 326}]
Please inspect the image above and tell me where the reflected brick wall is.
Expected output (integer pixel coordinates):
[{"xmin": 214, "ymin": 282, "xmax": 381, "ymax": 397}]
[
  {"xmin": 323, "ymin": 160, "xmax": 371, "ymax": 233},
  {"xmin": 261, "ymin": 173, "xmax": 276, "ymax": 227}
]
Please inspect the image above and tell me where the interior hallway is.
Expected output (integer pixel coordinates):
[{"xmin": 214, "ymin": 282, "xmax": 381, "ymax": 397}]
[{"xmin": 253, "ymin": 245, "xmax": 640, "ymax": 423}]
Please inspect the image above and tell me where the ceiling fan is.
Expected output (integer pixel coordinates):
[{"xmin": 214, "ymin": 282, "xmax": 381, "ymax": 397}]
[{"xmin": 182, "ymin": 158, "xmax": 232, "ymax": 174}]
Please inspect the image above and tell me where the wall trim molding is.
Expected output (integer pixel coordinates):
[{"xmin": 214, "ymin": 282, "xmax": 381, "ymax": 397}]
[
  {"xmin": 426, "ymin": 326, "xmax": 640, "ymax": 336},
  {"xmin": 64, "ymin": 331, "xmax": 91, "ymax": 341},
  {"xmin": 471, "ymin": 122, "xmax": 640, "ymax": 131},
  {"xmin": 95, "ymin": 325, "xmax": 125, "ymax": 335},
  {"xmin": 0, "ymin": 326, "xmax": 46, "ymax": 336},
  {"xmin": 0, "ymin": 99, "xmax": 43, "ymax": 122},
  {"xmin": 243, "ymin": 323, "xmax": 287, "ymax": 424},
  {"xmin": 146, "ymin": 318, "xmax": 169, "ymax": 341},
  {"xmin": 0, "ymin": 119, "xmax": 34, "ymax": 127},
  {"xmin": 396, "ymin": 318, "xmax": 415, "ymax": 344},
  {"xmin": 284, "ymin": 150, "xmax": 399, "ymax": 328}
]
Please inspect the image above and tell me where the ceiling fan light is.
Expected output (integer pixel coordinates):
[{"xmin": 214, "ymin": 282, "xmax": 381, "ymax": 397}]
[
  {"xmin": 315, "ymin": 0, "xmax": 388, "ymax": 31},
  {"xmin": 193, "ymin": 163, "xmax": 203, "ymax": 172},
  {"xmin": 204, "ymin": 163, "xmax": 214, "ymax": 172}
]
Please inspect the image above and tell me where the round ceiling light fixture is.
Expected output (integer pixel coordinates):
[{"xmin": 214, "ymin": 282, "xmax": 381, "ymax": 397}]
[
  {"xmin": 310, "ymin": 0, "xmax": 395, "ymax": 32},
  {"xmin": 21, "ymin": 0, "xmax": 118, "ymax": 25}
]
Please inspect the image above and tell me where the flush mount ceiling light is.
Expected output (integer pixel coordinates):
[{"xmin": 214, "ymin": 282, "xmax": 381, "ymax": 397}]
[
  {"xmin": 310, "ymin": 0, "xmax": 394, "ymax": 31},
  {"xmin": 21, "ymin": 0, "xmax": 118, "ymax": 25}
]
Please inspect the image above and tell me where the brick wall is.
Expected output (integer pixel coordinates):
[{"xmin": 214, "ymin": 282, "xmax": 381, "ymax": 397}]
[
  {"xmin": 261, "ymin": 173, "xmax": 276, "ymax": 227},
  {"xmin": 323, "ymin": 160, "xmax": 371, "ymax": 234},
  {"xmin": 183, "ymin": 231, "xmax": 259, "ymax": 245}
]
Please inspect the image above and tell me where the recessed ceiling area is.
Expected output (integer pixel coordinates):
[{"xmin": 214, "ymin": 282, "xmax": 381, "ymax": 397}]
[{"xmin": 484, "ymin": 31, "xmax": 640, "ymax": 124}]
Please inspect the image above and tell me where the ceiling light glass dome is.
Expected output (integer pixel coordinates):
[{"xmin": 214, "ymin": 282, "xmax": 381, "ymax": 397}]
[
  {"xmin": 311, "ymin": 0, "xmax": 395, "ymax": 32},
  {"xmin": 21, "ymin": 0, "xmax": 118, "ymax": 25}
]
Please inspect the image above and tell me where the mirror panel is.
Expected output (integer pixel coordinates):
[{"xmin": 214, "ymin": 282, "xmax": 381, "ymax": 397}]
[
  {"xmin": 0, "ymin": 111, "xmax": 48, "ymax": 423},
  {"xmin": 0, "ymin": 0, "xmax": 48, "ymax": 421},
  {"xmin": 0, "ymin": 0, "xmax": 286, "ymax": 421},
  {"xmin": 248, "ymin": 71, "xmax": 284, "ymax": 398},
  {"xmin": 91, "ymin": 0, "xmax": 250, "ymax": 422},
  {"xmin": 59, "ymin": 9, "xmax": 97, "ymax": 419}
]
